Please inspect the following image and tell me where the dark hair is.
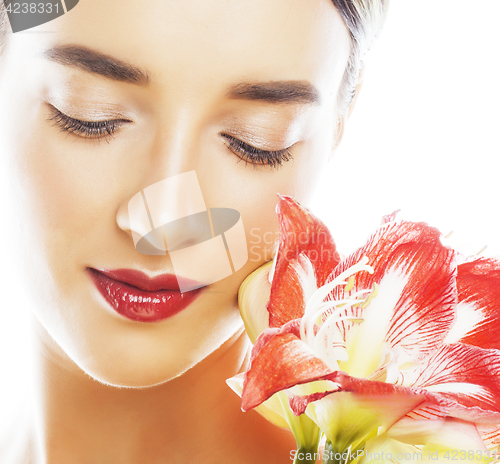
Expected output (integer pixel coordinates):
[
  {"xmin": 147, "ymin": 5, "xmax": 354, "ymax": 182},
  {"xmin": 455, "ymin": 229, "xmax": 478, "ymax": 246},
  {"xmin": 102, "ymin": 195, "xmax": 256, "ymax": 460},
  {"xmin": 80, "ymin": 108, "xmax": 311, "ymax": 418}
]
[
  {"xmin": 331, "ymin": 0, "xmax": 390, "ymax": 115},
  {"xmin": 0, "ymin": 0, "xmax": 389, "ymax": 114}
]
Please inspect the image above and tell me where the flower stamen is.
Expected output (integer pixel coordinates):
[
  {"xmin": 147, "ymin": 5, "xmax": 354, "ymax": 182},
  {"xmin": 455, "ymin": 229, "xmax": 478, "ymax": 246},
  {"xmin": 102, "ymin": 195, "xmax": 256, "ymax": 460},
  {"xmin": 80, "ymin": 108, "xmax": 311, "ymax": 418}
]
[
  {"xmin": 361, "ymin": 283, "xmax": 378, "ymax": 309},
  {"xmin": 300, "ymin": 257, "xmax": 376, "ymax": 366}
]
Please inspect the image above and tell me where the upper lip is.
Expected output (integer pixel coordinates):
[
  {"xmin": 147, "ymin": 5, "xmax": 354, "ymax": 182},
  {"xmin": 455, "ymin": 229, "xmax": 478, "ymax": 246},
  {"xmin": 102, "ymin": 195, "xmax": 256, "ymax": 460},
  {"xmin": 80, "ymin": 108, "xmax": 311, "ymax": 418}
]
[{"xmin": 91, "ymin": 268, "xmax": 203, "ymax": 292}]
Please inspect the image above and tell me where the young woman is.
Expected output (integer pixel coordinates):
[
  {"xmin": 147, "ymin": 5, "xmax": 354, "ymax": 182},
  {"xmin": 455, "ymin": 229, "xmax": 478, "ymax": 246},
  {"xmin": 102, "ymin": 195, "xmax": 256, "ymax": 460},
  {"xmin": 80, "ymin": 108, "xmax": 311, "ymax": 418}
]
[{"xmin": 0, "ymin": 0, "xmax": 388, "ymax": 462}]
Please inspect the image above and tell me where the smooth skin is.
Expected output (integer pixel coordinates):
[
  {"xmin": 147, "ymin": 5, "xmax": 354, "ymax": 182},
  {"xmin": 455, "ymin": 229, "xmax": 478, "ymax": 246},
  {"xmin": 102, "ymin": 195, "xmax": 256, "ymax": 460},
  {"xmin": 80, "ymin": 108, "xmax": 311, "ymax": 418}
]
[{"xmin": 0, "ymin": 0, "xmax": 352, "ymax": 462}]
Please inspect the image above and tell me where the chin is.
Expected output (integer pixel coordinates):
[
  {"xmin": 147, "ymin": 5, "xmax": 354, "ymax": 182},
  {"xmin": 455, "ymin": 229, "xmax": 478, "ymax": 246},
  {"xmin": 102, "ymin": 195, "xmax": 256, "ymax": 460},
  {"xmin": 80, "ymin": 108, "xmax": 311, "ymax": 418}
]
[
  {"xmin": 74, "ymin": 351, "xmax": 198, "ymax": 389},
  {"xmin": 35, "ymin": 284, "xmax": 245, "ymax": 389},
  {"xmin": 42, "ymin": 319, "xmax": 207, "ymax": 389}
]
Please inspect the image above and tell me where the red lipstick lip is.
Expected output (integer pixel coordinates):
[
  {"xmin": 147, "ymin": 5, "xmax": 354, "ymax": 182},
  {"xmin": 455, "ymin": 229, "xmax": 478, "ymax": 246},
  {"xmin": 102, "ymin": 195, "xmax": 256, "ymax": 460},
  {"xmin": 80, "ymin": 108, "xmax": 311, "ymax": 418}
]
[
  {"xmin": 94, "ymin": 268, "xmax": 204, "ymax": 292},
  {"xmin": 87, "ymin": 268, "xmax": 205, "ymax": 323}
]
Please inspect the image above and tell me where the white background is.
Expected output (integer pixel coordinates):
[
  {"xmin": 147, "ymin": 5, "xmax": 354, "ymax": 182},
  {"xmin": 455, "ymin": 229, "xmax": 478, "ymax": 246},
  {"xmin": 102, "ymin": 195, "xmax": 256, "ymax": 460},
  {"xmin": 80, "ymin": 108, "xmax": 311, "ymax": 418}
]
[
  {"xmin": 313, "ymin": 0, "xmax": 500, "ymax": 257},
  {"xmin": 1, "ymin": 0, "xmax": 499, "ymax": 417}
]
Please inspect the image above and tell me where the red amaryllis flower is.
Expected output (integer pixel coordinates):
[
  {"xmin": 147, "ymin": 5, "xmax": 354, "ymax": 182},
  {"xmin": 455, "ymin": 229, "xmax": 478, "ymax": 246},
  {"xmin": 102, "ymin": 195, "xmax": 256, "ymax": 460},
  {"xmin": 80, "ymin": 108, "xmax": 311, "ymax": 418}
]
[{"xmin": 234, "ymin": 195, "xmax": 500, "ymax": 463}]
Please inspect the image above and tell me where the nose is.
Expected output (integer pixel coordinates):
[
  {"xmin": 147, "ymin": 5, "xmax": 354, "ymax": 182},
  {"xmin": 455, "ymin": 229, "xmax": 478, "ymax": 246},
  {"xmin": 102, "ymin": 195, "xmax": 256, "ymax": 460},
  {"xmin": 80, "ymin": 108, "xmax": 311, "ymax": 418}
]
[{"xmin": 124, "ymin": 170, "xmax": 210, "ymax": 255}]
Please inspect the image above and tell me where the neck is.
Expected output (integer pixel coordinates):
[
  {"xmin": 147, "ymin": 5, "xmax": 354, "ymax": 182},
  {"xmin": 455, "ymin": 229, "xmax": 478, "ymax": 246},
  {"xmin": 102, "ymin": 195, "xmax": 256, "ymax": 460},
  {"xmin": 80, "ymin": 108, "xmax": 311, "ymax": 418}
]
[{"xmin": 24, "ymin": 315, "xmax": 296, "ymax": 464}]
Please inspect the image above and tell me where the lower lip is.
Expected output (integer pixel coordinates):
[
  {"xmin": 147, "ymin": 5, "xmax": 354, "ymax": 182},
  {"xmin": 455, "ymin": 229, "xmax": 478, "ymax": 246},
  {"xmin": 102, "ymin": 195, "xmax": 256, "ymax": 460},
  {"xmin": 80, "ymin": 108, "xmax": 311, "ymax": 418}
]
[{"xmin": 88, "ymin": 269, "xmax": 204, "ymax": 323}]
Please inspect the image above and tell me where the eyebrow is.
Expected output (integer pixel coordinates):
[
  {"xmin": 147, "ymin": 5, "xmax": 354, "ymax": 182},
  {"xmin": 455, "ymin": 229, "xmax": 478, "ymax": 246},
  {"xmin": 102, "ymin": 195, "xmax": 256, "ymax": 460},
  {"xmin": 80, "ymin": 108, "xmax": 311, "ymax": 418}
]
[
  {"xmin": 42, "ymin": 45, "xmax": 150, "ymax": 86},
  {"xmin": 228, "ymin": 81, "xmax": 320, "ymax": 105},
  {"xmin": 41, "ymin": 45, "xmax": 319, "ymax": 104}
]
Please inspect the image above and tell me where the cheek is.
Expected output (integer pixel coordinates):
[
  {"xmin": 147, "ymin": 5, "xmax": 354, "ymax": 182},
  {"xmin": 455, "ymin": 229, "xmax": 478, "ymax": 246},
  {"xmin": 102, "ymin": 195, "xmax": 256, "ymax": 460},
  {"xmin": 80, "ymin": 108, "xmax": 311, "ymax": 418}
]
[
  {"xmin": 9, "ymin": 124, "xmax": 106, "ymax": 273},
  {"xmin": 195, "ymin": 127, "xmax": 332, "ymax": 274},
  {"xmin": 0, "ymin": 102, "xmax": 133, "ymax": 328}
]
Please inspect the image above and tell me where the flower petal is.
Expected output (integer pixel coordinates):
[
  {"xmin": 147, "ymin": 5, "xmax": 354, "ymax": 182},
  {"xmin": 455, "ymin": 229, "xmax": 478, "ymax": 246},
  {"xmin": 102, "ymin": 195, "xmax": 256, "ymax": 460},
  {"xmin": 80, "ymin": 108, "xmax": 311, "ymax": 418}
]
[
  {"xmin": 449, "ymin": 258, "xmax": 500, "ymax": 350},
  {"xmin": 226, "ymin": 373, "xmax": 290, "ymax": 430},
  {"xmin": 242, "ymin": 318, "xmax": 444, "ymax": 414},
  {"xmin": 267, "ymin": 194, "xmax": 341, "ymax": 328},
  {"xmin": 286, "ymin": 369, "xmax": 435, "ymax": 417},
  {"xmin": 361, "ymin": 435, "xmax": 420, "ymax": 464},
  {"xmin": 303, "ymin": 391, "xmax": 426, "ymax": 453},
  {"xmin": 406, "ymin": 402, "xmax": 448, "ymax": 421},
  {"xmin": 283, "ymin": 343, "xmax": 500, "ymax": 429},
  {"xmin": 410, "ymin": 343, "xmax": 500, "ymax": 423},
  {"xmin": 241, "ymin": 320, "xmax": 333, "ymax": 411},
  {"xmin": 362, "ymin": 418, "xmax": 488, "ymax": 463},
  {"xmin": 238, "ymin": 261, "xmax": 273, "ymax": 343},
  {"xmin": 381, "ymin": 209, "xmax": 401, "ymax": 224},
  {"xmin": 325, "ymin": 221, "xmax": 457, "ymax": 372},
  {"xmin": 477, "ymin": 423, "xmax": 500, "ymax": 450},
  {"xmin": 388, "ymin": 417, "xmax": 487, "ymax": 452},
  {"xmin": 289, "ymin": 391, "xmax": 337, "ymax": 416}
]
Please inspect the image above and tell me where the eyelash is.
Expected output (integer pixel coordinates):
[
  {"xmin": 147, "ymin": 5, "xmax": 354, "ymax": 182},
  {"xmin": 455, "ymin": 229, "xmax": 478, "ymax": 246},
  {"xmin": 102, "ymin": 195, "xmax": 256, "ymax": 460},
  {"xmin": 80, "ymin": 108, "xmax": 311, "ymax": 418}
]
[
  {"xmin": 48, "ymin": 107, "xmax": 293, "ymax": 168},
  {"xmin": 48, "ymin": 106, "xmax": 128, "ymax": 140},
  {"xmin": 221, "ymin": 134, "xmax": 293, "ymax": 168}
]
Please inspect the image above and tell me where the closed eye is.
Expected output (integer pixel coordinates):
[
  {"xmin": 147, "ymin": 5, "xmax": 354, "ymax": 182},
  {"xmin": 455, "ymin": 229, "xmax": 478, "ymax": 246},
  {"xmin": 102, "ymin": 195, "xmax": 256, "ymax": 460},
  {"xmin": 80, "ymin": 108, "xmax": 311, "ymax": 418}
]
[
  {"xmin": 47, "ymin": 105, "xmax": 131, "ymax": 140},
  {"xmin": 220, "ymin": 133, "xmax": 293, "ymax": 168}
]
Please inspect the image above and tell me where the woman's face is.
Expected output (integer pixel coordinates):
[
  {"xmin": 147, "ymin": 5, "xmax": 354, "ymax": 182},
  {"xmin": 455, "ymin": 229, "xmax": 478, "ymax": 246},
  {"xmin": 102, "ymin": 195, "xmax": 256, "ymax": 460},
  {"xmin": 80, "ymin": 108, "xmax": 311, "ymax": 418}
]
[{"xmin": 0, "ymin": 0, "xmax": 350, "ymax": 387}]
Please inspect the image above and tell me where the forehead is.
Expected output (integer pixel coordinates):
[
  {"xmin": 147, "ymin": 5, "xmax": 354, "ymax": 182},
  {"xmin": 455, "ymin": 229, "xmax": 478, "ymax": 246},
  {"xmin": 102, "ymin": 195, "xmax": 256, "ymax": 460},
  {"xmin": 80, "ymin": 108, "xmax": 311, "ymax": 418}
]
[{"xmin": 13, "ymin": 0, "xmax": 351, "ymax": 103}]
